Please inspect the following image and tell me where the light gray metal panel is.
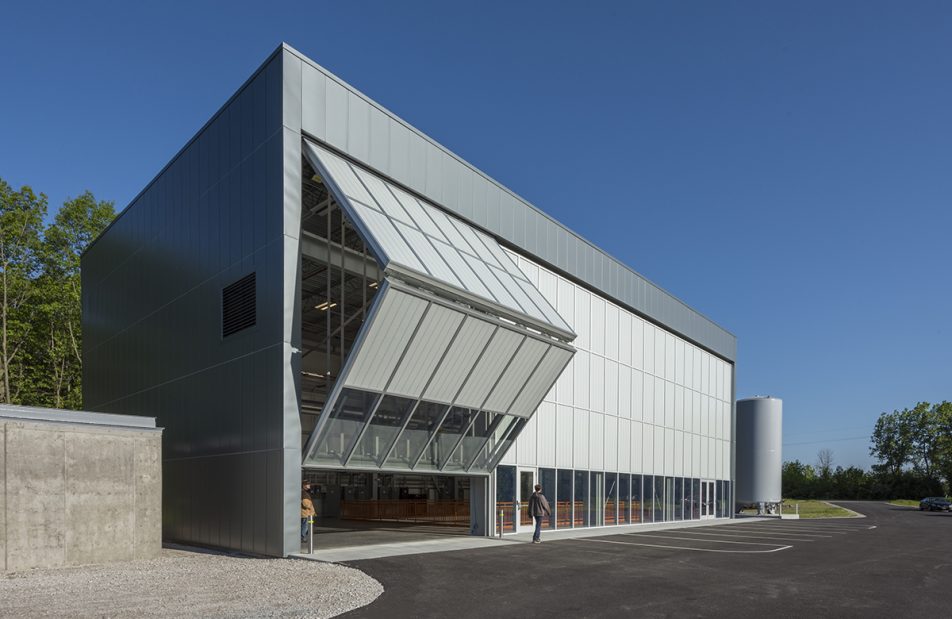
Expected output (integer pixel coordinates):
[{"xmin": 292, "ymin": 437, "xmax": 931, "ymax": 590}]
[
  {"xmin": 735, "ymin": 397, "xmax": 782, "ymax": 504},
  {"xmin": 288, "ymin": 45, "xmax": 735, "ymax": 360},
  {"xmin": 387, "ymin": 303, "xmax": 464, "ymax": 398},
  {"xmin": 347, "ymin": 91, "xmax": 370, "ymax": 163},
  {"xmin": 351, "ymin": 202, "xmax": 424, "ymax": 270},
  {"xmin": 482, "ymin": 337, "xmax": 548, "ymax": 414},
  {"xmin": 353, "ymin": 167, "xmax": 416, "ymax": 225},
  {"xmin": 454, "ymin": 329, "xmax": 524, "ymax": 409},
  {"xmin": 368, "ymin": 106, "xmax": 389, "ymax": 172},
  {"xmin": 324, "ymin": 77, "xmax": 348, "ymax": 150},
  {"xmin": 300, "ymin": 64, "xmax": 326, "ymax": 140},
  {"xmin": 423, "ymin": 317, "xmax": 496, "ymax": 403},
  {"xmin": 344, "ymin": 288, "xmax": 428, "ymax": 392},
  {"xmin": 390, "ymin": 186, "xmax": 447, "ymax": 240},
  {"xmin": 509, "ymin": 346, "xmax": 574, "ymax": 418},
  {"xmin": 388, "ymin": 118, "xmax": 410, "ymax": 183},
  {"xmin": 433, "ymin": 241, "xmax": 494, "ymax": 299},
  {"xmin": 392, "ymin": 221, "xmax": 463, "ymax": 289}
]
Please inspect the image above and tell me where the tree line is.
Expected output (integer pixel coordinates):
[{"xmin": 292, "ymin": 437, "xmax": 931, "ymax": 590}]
[
  {"xmin": 0, "ymin": 178, "xmax": 115, "ymax": 409},
  {"xmin": 783, "ymin": 401, "xmax": 952, "ymax": 499}
]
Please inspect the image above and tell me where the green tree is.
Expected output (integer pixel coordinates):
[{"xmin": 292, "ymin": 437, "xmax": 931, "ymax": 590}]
[
  {"xmin": 35, "ymin": 191, "xmax": 115, "ymax": 408},
  {"xmin": 869, "ymin": 409, "xmax": 914, "ymax": 477},
  {"xmin": 0, "ymin": 180, "xmax": 47, "ymax": 403}
]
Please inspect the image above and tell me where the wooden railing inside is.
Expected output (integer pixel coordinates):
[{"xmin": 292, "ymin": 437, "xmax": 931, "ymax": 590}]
[{"xmin": 340, "ymin": 500, "xmax": 469, "ymax": 525}]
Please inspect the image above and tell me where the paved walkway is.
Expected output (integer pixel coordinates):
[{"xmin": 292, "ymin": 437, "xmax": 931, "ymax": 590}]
[{"xmin": 293, "ymin": 516, "xmax": 750, "ymax": 563}]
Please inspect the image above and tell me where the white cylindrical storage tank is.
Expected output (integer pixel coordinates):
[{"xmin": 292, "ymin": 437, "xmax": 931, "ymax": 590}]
[{"xmin": 735, "ymin": 397, "xmax": 782, "ymax": 505}]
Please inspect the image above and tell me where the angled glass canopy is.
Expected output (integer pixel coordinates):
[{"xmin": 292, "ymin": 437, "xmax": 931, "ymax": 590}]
[
  {"xmin": 303, "ymin": 141, "xmax": 574, "ymax": 341},
  {"xmin": 301, "ymin": 140, "xmax": 576, "ymax": 475},
  {"xmin": 302, "ymin": 281, "xmax": 574, "ymax": 474}
]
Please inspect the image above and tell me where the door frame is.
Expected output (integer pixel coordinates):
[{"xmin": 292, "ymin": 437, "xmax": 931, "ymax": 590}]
[
  {"xmin": 700, "ymin": 479, "xmax": 716, "ymax": 520},
  {"xmin": 515, "ymin": 468, "xmax": 537, "ymax": 533}
]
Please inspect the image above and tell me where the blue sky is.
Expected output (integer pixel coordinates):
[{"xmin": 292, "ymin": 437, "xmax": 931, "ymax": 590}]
[{"xmin": 1, "ymin": 1, "xmax": 949, "ymax": 468}]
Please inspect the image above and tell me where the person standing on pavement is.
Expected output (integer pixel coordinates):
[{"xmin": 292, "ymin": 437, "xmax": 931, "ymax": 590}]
[
  {"xmin": 527, "ymin": 484, "xmax": 551, "ymax": 544},
  {"xmin": 301, "ymin": 481, "xmax": 316, "ymax": 542}
]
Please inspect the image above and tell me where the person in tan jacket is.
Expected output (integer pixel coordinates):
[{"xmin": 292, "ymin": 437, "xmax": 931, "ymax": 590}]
[{"xmin": 301, "ymin": 481, "xmax": 317, "ymax": 541}]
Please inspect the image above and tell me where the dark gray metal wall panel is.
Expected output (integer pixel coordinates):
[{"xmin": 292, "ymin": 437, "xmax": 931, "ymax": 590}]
[
  {"xmin": 82, "ymin": 51, "xmax": 290, "ymax": 557},
  {"xmin": 287, "ymin": 45, "xmax": 735, "ymax": 360}
]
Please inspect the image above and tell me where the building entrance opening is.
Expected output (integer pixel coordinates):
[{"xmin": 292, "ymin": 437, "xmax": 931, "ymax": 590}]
[{"xmin": 302, "ymin": 470, "xmax": 481, "ymax": 550}]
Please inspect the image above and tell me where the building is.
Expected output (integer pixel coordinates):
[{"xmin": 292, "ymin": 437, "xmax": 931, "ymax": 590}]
[{"xmin": 82, "ymin": 44, "xmax": 736, "ymax": 558}]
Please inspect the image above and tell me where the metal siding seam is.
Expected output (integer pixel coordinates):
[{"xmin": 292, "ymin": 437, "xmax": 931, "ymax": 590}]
[
  {"xmin": 388, "ymin": 304, "xmax": 463, "ymax": 398},
  {"xmin": 454, "ymin": 329, "xmax": 524, "ymax": 409},
  {"xmin": 423, "ymin": 317, "xmax": 496, "ymax": 403},
  {"xmin": 482, "ymin": 337, "xmax": 548, "ymax": 414}
]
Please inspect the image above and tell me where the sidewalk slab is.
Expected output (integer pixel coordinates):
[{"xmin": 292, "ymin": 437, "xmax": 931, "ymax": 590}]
[{"xmin": 293, "ymin": 517, "xmax": 753, "ymax": 563}]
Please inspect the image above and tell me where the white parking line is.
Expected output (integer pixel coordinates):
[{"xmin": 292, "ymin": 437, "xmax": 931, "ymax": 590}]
[
  {"xmin": 644, "ymin": 529, "xmax": 819, "ymax": 543},
  {"xmin": 572, "ymin": 538, "xmax": 792, "ymax": 554},
  {"xmin": 620, "ymin": 533, "xmax": 791, "ymax": 547},
  {"xmin": 716, "ymin": 526, "xmax": 834, "ymax": 538}
]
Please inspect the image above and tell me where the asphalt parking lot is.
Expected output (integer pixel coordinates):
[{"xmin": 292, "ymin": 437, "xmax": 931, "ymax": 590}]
[{"xmin": 342, "ymin": 501, "xmax": 952, "ymax": 618}]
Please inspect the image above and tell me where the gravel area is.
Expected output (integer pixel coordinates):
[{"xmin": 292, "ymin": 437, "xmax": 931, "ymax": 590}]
[{"xmin": 1, "ymin": 547, "xmax": 383, "ymax": 618}]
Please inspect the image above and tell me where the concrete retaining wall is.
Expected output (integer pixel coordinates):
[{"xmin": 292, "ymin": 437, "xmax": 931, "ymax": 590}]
[{"xmin": 1, "ymin": 413, "xmax": 162, "ymax": 572}]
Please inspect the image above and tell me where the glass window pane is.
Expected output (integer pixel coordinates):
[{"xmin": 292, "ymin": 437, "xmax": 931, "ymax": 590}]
[
  {"xmin": 605, "ymin": 473, "xmax": 618, "ymax": 526},
  {"xmin": 433, "ymin": 407, "xmax": 480, "ymax": 470},
  {"xmin": 349, "ymin": 395, "xmax": 417, "ymax": 467},
  {"xmin": 692, "ymin": 479, "xmax": 701, "ymax": 520},
  {"xmin": 540, "ymin": 468, "xmax": 556, "ymax": 530},
  {"xmin": 385, "ymin": 400, "xmax": 448, "ymax": 469},
  {"xmin": 574, "ymin": 471, "xmax": 590, "ymax": 528},
  {"xmin": 486, "ymin": 418, "xmax": 527, "ymax": 470},
  {"xmin": 310, "ymin": 388, "xmax": 379, "ymax": 465},
  {"xmin": 642, "ymin": 476, "xmax": 654, "ymax": 523},
  {"xmin": 632, "ymin": 475, "xmax": 643, "ymax": 523},
  {"xmin": 468, "ymin": 414, "xmax": 517, "ymax": 472},
  {"xmin": 557, "ymin": 469, "xmax": 574, "ymax": 529},
  {"xmin": 674, "ymin": 478, "xmax": 684, "ymax": 520},
  {"xmin": 443, "ymin": 411, "xmax": 494, "ymax": 472},
  {"xmin": 619, "ymin": 474, "xmax": 631, "ymax": 524},
  {"xmin": 590, "ymin": 472, "xmax": 604, "ymax": 527},
  {"xmin": 496, "ymin": 465, "xmax": 516, "ymax": 534},
  {"xmin": 654, "ymin": 478, "xmax": 665, "ymax": 522}
]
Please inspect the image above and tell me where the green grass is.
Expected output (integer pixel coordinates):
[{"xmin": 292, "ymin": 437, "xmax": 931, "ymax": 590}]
[
  {"xmin": 739, "ymin": 500, "xmax": 856, "ymax": 518},
  {"xmin": 888, "ymin": 499, "xmax": 920, "ymax": 507},
  {"xmin": 780, "ymin": 500, "xmax": 856, "ymax": 518}
]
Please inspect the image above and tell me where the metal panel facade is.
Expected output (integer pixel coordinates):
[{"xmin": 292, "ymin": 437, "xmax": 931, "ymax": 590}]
[
  {"xmin": 82, "ymin": 50, "xmax": 294, "ymax": 556},
  {"xmin": 287, "ymin": 45, "xmax": 735, "ymax": 361}
]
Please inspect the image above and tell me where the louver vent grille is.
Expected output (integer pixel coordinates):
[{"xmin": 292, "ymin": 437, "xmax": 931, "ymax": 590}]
[{"xmin": 222, "ymin": 273, "xmax": 256, "ymax": 337}]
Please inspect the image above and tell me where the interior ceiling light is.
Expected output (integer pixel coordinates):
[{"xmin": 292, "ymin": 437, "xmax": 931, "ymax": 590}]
[
  {"xmin": 314, "ymin": 301, "xmax": 337, "ymax": 311},
  {"xmin": 368, "ymin": 281, "xmax": 378, "ymax": 289},
  {"xmin": 311, "ymin": 173, "xmax": 323, "ymax": 183}
]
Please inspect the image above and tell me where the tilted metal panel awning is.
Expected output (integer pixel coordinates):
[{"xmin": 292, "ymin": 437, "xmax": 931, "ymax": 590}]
[
  {"xmin": 302, "ymin": 281, "xmax": 574, "ymax": 474},
  {"xmin": 303, "ymin": 140, "xmax": 575, "ymax": 342}
]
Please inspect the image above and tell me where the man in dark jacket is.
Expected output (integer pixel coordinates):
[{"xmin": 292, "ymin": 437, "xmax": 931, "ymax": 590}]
[{"xmin": 527, "ymin": 484, "xmax": 551, "ymax": 543}]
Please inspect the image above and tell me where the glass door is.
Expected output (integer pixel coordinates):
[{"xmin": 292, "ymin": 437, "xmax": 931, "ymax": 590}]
[
  {"xmin": 516, "ymin": 469, "xmax": 537, "ymax": 533},
  {"xmin": 700, "ymin": 480, "xmax": 716, "ymax": 519}
]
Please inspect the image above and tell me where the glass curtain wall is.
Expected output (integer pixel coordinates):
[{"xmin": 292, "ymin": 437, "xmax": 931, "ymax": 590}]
[
  {"xmin": 674, "ymin": 478, "xmax": 684, "ymax": 520},
  {"xmin": 632, "ymin": 475, "xmax": 643, "ymax": 523},
  {"xmin": 300, "ymin": 159, "xmax": 382, "ymax": 450}
]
